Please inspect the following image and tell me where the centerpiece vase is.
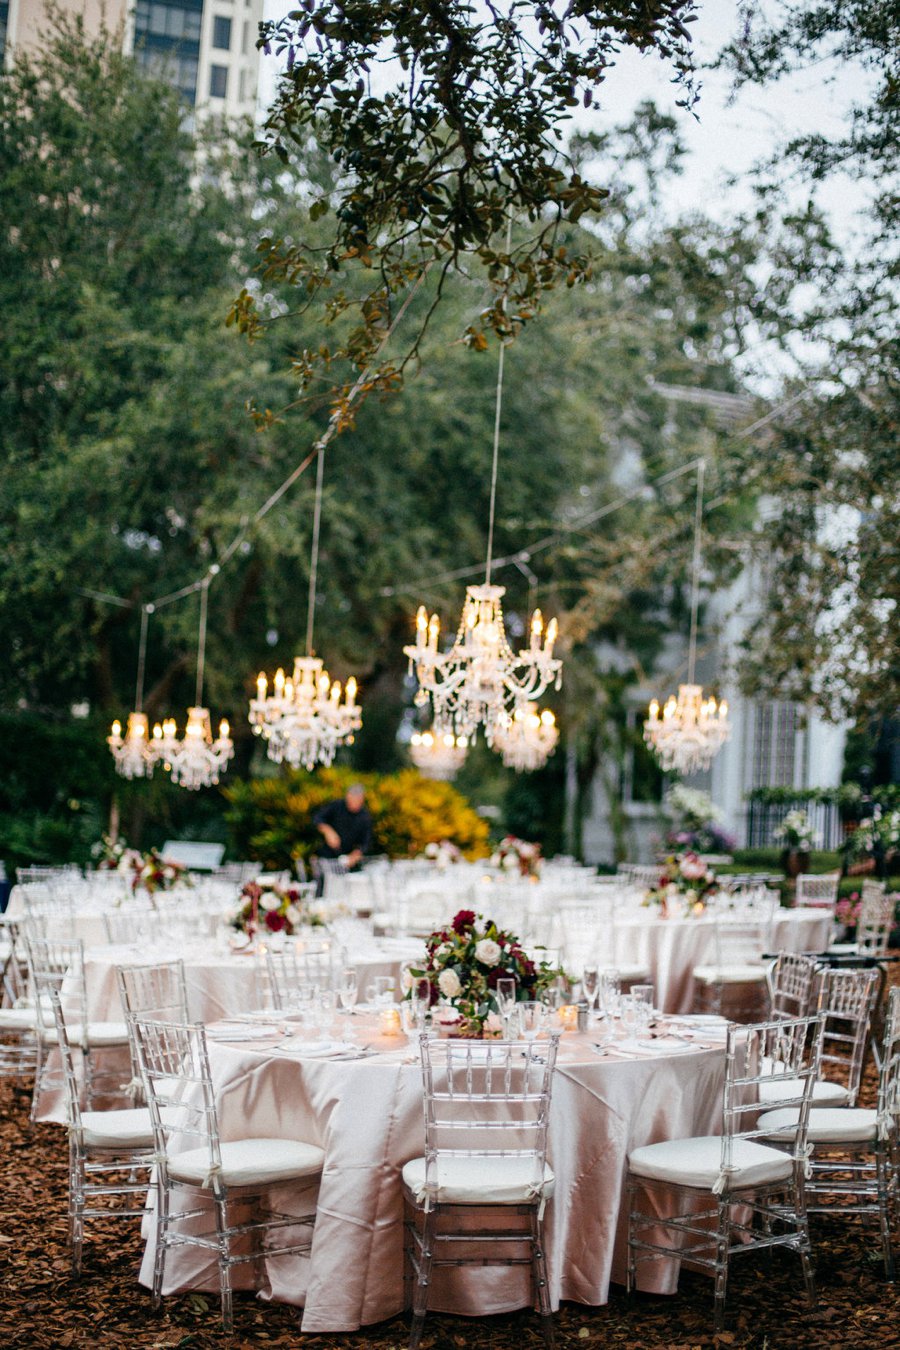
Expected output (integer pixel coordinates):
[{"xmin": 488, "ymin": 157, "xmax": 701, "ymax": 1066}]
[{"xmin": 781, "ymin": 848, "xmax": 810, "ymax": 879}]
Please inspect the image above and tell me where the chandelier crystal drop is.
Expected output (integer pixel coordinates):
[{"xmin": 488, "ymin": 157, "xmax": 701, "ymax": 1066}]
[
  {"xmin": 108, "ymin": 711, "xmax": 157, "ymax": 779},
  {"xmin": 247, "ymin": 443, "xmax": 362, "ymax": 770},
  {"xmin": 408, "ymin": 721, "xmax": 469, "ymax": 781},
  {"xmin": 643, "ymin": 460, "xmax": 731, "ymax": 776},
  {"xmin": 249, "ymin": 658, "xmax": 360, "ymax": 772},
  {"xmin": 493, "ymin": 700, "xmax": 559, "ymax": 773}
]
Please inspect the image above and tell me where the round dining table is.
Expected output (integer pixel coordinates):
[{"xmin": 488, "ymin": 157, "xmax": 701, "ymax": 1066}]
[{"xmin": 137, "ymin": 1012, "xmax": 729, "ymax": 1332}]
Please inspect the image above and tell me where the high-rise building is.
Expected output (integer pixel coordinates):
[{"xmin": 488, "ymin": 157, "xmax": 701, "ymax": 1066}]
[{"xmin": 2, "ymin": 0, "xmax": 264, "ymax": 118}]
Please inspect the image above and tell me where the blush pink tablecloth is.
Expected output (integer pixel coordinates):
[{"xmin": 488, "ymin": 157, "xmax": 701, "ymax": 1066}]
[
  {"xmin": 137, "ymin": 1020, "xmax": 727, "ymax": 1331},
  {"xmin": 613, "ymin": 907, "xmax": 833, "ymax": 1014}
]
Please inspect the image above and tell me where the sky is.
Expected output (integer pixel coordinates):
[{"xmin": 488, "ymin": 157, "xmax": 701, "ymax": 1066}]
[{"xmin": 256, "ymin": 1, "xmax": 866, "ymax": 234}]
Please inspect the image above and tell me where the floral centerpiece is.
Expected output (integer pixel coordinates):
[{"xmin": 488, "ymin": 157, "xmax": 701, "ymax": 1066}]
[
  {"xmin": 92, "ymin": 837, "xmax": 187, "ymax": 893},
  {"xmin": 664, "ymin": 785, "xmax": 736, "ymax": 856},
  {"xmin": 230, "ymin": 879, "xmax": 324, "ymax": 940},
  {"xmin": 645, "ymin": 852, "xmax": 717, "ymax": 917},
  {"xmin": 405, "ymin": 909, "xmax": 565, "ymax": 1036},
  {"xmin": 421, "ymin": 840, "xmax": 462, "ymax": 868},
  {"xmin": 490, "ymin": 836, "xmax": 542, "ymax": 879}
]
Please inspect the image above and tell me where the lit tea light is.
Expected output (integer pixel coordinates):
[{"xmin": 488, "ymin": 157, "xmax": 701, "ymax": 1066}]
[
  {"xmin": 380, "ymin": 1007, "xmax": 403, "ymax": 1036},
  {"xmin": 558, "ymin": 1004, "xmax": 578, "ymax": 1031}
]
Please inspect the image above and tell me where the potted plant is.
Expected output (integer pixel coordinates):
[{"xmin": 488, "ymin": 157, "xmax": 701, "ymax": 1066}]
[{"xmin": 773, "ymin": 810, "xmax": 817, "ymax": 877}]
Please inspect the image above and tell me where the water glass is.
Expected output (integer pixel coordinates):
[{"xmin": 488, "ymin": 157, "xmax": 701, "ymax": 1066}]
[
  {"xmin": 630, "ymin": 984, "xmax": 655, "ymax": 1031},
  {"xmin": 375, "ymin": 975, "xmax": 396, "ymax": 1006},
  {"xmin": 495, "ymin": 977, "xmax": 517, "ymax": 1036},
  {"xmin": 600, "ymin": 970, "xmax": 621, "ymax": 1016},
  {"xmin": 581, "ymin": 965, "xmax": 599, "ymax": 1016},
  {"xmin": 338, "ymin": 967, "xmax": 358, "ymax": 1013},
  {"xmin": 517, "ymin": 1000, "xmax": 547, "ymax": 1041}
]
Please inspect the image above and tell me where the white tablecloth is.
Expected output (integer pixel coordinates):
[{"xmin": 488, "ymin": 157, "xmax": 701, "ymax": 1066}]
[{"xmin": 137, "ymin": 1017, "xmax": 727, "ymax": 1331}]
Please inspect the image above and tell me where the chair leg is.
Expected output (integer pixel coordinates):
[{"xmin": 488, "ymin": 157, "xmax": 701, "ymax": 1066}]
[
  {"xmin": 151, "ymin": 1182, "xmax": 169, "ymax": 1310},
  {"xmin": 69, "ymin": 1141, "xmax": 84, "ymax": 1276},
  {"xmin": 625, "ymin": 1177, "xmax": 637, "ymax": 1294},
  {"xmin": 793, "ymin": 1179, "xmax": 816, "ymax": 1307},
  {"xmin": 713, "ymin": 1200, "xmax": 730, "ymax": 1332},
  {"xmin": 408, "ymin": 1209, "xmax": 434, "ymax": 1350},
  {"xmin": 529, "ymin": 1206, "xmax": 554, "ymax": 1350},
  {"xmin": 214, "ymin": 1190, "xmax": 234, "ymax": 1334},
  {"xmin": 877, "ymin": 1150, "xmax": 896, "ymax": 1282}
]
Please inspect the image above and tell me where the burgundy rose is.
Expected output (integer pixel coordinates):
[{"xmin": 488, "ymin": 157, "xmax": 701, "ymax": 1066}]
[
  {"xmin": 265, "ymin": 911, "xmax": 287, "ymax": 932},
  {"xmin": 452, "ymin": 910, "xmax": 476, "ymax": 934}
]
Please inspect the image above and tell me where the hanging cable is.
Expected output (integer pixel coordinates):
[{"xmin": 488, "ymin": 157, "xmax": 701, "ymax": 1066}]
[
  {"xmin": 686, "ymin": 459, "xmax": 705, "ymax": 687},
  {"xmin": 484, "ymin": 214, "xmax": 514, "ymax": 586},
  {"xmin": 305, "ymin": 444, "xmax": 326, "ymax": 657}
]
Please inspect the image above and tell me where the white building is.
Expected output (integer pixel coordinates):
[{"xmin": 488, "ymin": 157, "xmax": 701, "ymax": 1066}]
[{"xmin": 2, "ymin": 0, "xmax": 263, "ymax": 119}]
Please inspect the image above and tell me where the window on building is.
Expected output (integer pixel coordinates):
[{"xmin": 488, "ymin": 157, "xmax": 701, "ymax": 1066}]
[
  {"xmin": 209, "ymin": 63, "xmax": 228, "ymax": 98},
  {"xmin": 212, "ymin": 15, "xmax": 232, "ymax": 49},
  {"xmin": 241, "ymin": 19, "xmax": 249, "ymax": 54},
  {"xmin": 751, "ymin": 701, "xmax": 798, "ymax": 788}
]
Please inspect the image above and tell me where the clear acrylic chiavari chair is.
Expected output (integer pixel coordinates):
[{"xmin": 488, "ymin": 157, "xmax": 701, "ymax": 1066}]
[
  {"xmin": 116, "ymin": 960, "xmax": 190, "ymax": 1101},
  {"xmin": 627, "ymin": 1014, "xmax": 823, "ymax": 1331},
  {"xmin": 129, "ymin": 1016, "xmax": 324, "ymax": 1333},
  {"xmin": 266, "ymin": 941, "xmax": 337, "ymax": 1011},
  {"xmin": 767, "ymin": 950, "xmax": 820, "ymax": 1021},
  {"xmin": 403, "ymin": 1034, "xmax": 561, "ymax": 1350},
  {"xmin": 23, "ymin": 934, "xmax": 130, "ymax": 1121},
  {"xmin": 48, "ymin": 988, "xmax": 154, "ymax": 1274},
  {"xmin": 758, "ymin": 986, "xmax": 900, "ymax": 1281}
]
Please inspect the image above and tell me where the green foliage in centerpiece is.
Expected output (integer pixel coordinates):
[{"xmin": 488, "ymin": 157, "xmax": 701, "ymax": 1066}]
[
  {"xmin": 405, "ymin": 910, "xmax": 566, "ymax": 1037},
  {"xmin": 230, "ymin": 880, "xmax": 324, "ymax": 939},
  {"xmin": 224, "ymin": 767, "xmax": 489, "ymax": 872}
]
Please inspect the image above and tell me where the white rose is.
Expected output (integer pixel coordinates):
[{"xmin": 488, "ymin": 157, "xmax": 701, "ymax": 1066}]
[
  {"xmin": 490, "ymin": 853, "xmax": 501, "ymax": 867},
  {"xmin": 284, "ymin": 904, "xmax": 301, "ymax": 925},
  {"xmin": 503, "ymin": 853, "xmax": 519, "ymax": 871},
  {"xmin": 438, "ymin": 969, "xmax": 462, "ymax": 999},
  {"xmin": 259, "ymin": 891, "xmax": 281, "ymax": 912},
  {"xmin": 485, "ymin": 1011, "xmax": 503, "ymax": 1033},
  {"xmin": 425, "ymin": 842, "xmax": 439, "ymax": 858},
  {"xmin": 474, "ymin": 938, "xmax": 501, "ymax": 967}
]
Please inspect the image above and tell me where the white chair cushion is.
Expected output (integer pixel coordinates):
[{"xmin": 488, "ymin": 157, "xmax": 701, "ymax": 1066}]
[
  {"xmin": 693, "ymin": 964, "xmax": 767, "ymax": 985},
  {"xmin": 628, "ymin": 1135, "xmax": 794, "ymax": 1191},
  {"xmin": 41, "ymin": 1020, "xmax": 130, "ymax": 1046},
  {"xmin": 167, "ymin": 1137, "xmax": 325, "ymax": 1187},
  {"xmin": 757, "ymin": 1107, "xmax": 879, "ymax": 1145},
  {"xmin": 402, "ymin": 1154, "xmax": 555, "ymax": 1208},
  {"xmin": 826, "ymin": 943, "xmax": 858, "ymax": 956},
  {"xmin": 80, "ymin": 1107, "xmax": 155, "ymax": 1150},
  {"xmin": 0, "ymin": 1006, "xmax": 40, "ymax": 1031},
  {"xmin": 758, "ymin": 1076, "xmax": 849, "ymax": 1107},
  {"xmin": 619, "ymin": 966, "xmax": 652, "ymax": 983}
]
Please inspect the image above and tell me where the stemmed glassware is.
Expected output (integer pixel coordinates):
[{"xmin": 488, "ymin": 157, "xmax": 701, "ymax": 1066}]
[
  {"xmin": 338, "ymin": 968, "xmax": 358, "ymax": 1039},
  {"xmin": 495, "ymin": 977, "xmax": 517, "ymax": 1036},
  {"xmin": 517, "ymin": 1000, "xmax": 547, "ymax": 1042},
  {"xmin": 581, "ymin": 965, "xmax": 599, "ymax": 1023}
]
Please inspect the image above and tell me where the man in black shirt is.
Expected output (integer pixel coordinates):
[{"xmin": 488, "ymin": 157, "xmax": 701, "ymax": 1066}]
[{"xmin": 313, "ymin": 784, "xmax": 372, "ymax": 870}]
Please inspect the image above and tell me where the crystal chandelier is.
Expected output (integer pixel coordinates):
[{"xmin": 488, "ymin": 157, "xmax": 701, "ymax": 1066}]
[
  {"xmin": 156, "ymin": 576, "xmax": 234, "ymax": 790},
  {"xmin": 644, "ymin": 460, "xmax": 731, "ymax": 775},
  {"xmin": 108, "ymin": 605, "xmax": 159, "ymax": 779},
  {"xmin": 493, "ymin": 700, "xmax": 559, "ymax": 773},
  {"xmin": 249, "ymin": 446, "xmax": 362, "ymax": 769},
  {"xmin": 250, "ymin": 658, "xmax": 360, "ymax": 772},
  {"xmin": 409, "ymin": 721, "xmax": 469, "ymax": 780},
  {"xmin": 402, "ymin": 260, "xmax": 563, "ymax": 742}
]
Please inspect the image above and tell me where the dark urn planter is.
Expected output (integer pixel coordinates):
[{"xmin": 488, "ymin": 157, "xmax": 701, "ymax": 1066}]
[{"xmin": 782, "ymin": 849, "xmax": 810, "ymax": 879}]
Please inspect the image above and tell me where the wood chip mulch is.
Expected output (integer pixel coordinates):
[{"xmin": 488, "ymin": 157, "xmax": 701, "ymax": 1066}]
[{"xmin": 1, "ymin": 998, "xmax": 898, "ymax": 1350}]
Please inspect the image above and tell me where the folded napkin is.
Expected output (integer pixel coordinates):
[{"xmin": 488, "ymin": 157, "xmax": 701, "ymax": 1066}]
[
  {"xmin": 274, "ymin": 1039, "xmax": 360, "ymax": 1060},
  {"xmin": 206, "ymin": 1025, "xmax": 278, "ymax": 1042}
]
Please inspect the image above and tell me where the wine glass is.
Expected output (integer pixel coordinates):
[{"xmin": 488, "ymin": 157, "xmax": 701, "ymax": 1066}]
[
  {"xmin": 581, "ymin": 965, "xmax": 599, "ymax": 1021},
  {"xmin": 618, "ymin": 994, "xmax": 640, "ymax": 1047},
  {"xmin": 631, "ymin": 983, "xmax": 656, "ymax": 1034},
  {"xmin": 495, "ymin": 977, "xmax": 517, "ymax": 1035},
  {"xmin": 338, "ymin": 967, "xmax": 358, "ymax": 1013},
  {"xmin": 517, "ymin": 1000, "xmax": 546, "ymax": 1042}
]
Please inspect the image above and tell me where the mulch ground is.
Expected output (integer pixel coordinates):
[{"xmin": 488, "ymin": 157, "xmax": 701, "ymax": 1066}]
[{"xmin": 1, "ymin": 1016, "xmax": 898, "ymax": 1350}]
